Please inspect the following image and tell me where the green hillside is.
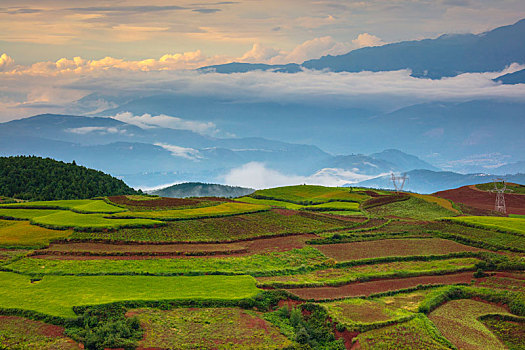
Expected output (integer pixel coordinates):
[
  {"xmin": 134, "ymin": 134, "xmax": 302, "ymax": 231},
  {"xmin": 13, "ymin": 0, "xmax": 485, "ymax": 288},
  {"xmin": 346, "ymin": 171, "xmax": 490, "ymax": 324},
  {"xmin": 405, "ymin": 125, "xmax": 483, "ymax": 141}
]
[{"xmin": 0, "ymin": 156, "xmax": 139, "ymax": 200}]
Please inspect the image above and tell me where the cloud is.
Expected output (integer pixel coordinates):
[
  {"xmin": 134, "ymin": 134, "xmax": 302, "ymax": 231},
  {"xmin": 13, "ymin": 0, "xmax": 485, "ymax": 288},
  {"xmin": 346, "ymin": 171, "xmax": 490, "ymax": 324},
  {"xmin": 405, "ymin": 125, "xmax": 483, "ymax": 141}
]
[
  {"xmin": 222, "ymin": 162, "xmax": 385, "ymax": 189},
  {"xmin": 154, "ymin": 143, "xmax": 201, "ymax": 160},
  {"xmin": 239, "ymin": 43, "xmax": 281, "ymax": 63},
  {"xmin": 0, "ymin": 53, "xmax": 14, "ymax": 71},
  {"xmin": 68, "ymin": 6, "xmax": 187, "ymax": 13},
  {"xmin": 352, "ymin": 33, "xmax": 385, "ymax": 48},
  {"xmin": 2, "ymin": 51, "xmax": 231, "ymax": 74},
  {"xmin": 66, "ymin": 126, "xmax": 126, "ymax": 135},
  {"xmin": 192, "ymin": 8, "xmax": 221, "ymax": 14},
  {"xmin": 110, "ymin": 112, "xmax": 219, "ymax": 135},
  {"xmin": 270, "ymin": 36, "xmax": 354, "ymax": 64},
  {"xmin": 442, "ymin": 153, "xmax": 512, "ymax": 171}
]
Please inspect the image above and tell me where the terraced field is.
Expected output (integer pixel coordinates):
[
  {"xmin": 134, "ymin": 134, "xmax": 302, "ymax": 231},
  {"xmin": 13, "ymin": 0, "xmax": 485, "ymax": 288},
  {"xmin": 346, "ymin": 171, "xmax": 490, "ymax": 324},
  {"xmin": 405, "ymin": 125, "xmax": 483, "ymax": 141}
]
[
  {"xmin": 0, "ymin": 184, "xmax": 524, "ymax": 350},
  {"xmin": 70, "ymin": 210, "xmax": 352, "ymax": 242},
  {"xmin": 444, "ymin": 215, "xmax": 525, "ymax": 235},
  {"xmin": 0, "ymin": 272, "xmax": 259, "ymax": 317},
  {"xmin": 429, "ymin": 299, "xmax": 512, "ymax": 350}
]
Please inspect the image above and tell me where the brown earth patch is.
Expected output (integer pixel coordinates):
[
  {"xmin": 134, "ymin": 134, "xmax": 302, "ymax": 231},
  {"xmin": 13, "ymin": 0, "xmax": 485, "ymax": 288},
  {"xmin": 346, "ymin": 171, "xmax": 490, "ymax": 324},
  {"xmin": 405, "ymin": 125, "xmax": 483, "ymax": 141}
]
[
  {"xmin": 108, "ymin": 195, "xmax": 196, "ymax": 207},
  {"xmin": 434, "ymin": 185, "xmax": 525, "ymax": 215},
  {"xmin": 33, "ymin": 233, "xmax": 315, "ymax": 260},
  {"xmin": 286, "ymin": 272, "xmax": 474, "ymax": 300},
  {"xmin": 272, "ymin": 208, "xmax": 298, "ymax": 216},
  {"xmin": 313, "ymin": 238, "xmax": 483, "ymax": 262}
]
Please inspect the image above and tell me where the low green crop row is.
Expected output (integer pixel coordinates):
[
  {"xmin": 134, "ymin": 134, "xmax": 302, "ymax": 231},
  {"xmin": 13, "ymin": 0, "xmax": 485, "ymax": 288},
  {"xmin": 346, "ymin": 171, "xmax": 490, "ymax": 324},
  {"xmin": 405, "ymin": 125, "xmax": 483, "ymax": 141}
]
[
  {"xmin": 430, "ymin": 229, "xmax": 525, "ymax": 253},
  {"xmin": 418, "ymin": 285, "xmax": 525, "ymax": 316},
  {"xmin": 442, "ymin": 217, "xmax": 525, "ymax": 236},
  {"xmin": 257, "ymin": 266, "xmax": 477, "ymax": 289},
  {"xmin": 309, "ymin": 230, "xmax": 429, "ymax": 245}
]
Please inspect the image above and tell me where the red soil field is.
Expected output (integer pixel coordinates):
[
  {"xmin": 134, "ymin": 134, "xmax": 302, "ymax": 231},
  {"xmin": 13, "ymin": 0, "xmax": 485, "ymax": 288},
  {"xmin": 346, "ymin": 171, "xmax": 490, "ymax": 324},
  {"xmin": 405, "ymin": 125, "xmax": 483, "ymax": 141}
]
[
  {"xmin": 434, "ymin": 185, "xmax": 525, "ymax": 215},
  {"xmin": 286, "ymin": 272, "xmax": 475, "ymax": 300},
  {"xmin": 314, "ymin": 238, "xmax": 483, "ymax": 262},
  {"xmin": 32, "ymin": 234, "xmax": 315, "ymax": 260},
  {"xmin": 0, "ymin": 316, "xmax": 79, "ymax": 348},
  {"xmin": 107, "ymin": 195, "xmax": 203, "ymax": 208}
]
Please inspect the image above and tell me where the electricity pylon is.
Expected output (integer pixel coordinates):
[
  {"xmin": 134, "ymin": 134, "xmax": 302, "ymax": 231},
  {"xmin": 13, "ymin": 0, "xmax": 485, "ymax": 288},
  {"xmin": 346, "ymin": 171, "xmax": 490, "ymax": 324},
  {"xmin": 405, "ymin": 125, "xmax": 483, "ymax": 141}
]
[
  {"xmin": 391, "ymin": 173, "xmax": 408, "ymax": 193},
  {"xmin": 490, "ymin": 178, "xmax": 512, "ymax": 214}
]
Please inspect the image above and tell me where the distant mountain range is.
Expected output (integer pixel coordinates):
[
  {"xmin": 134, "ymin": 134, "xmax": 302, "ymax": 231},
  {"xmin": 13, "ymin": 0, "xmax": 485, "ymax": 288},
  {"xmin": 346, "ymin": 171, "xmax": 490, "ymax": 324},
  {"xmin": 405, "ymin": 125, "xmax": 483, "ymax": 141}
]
[
  {"xmin": 353, "ymin": 170, "xmax": 525, "ymax": 194},
  {"xmin": 202, "ymin": 19, "xmax": 525, "ymax": 79},
  {"xmin": 150, "ymin": 182, "xmax": 254, "ymax": 198},
  {"xmin": 0, "ymin": 114, "xmax": 446, "ymax": 188}
]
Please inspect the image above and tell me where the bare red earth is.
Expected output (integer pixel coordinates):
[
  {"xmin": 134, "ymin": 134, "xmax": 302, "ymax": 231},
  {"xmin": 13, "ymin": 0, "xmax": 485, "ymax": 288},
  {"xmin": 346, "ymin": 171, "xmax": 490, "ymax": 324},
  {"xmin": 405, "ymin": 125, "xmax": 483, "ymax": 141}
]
[
  {"xmin": 32, "ymin": 234, "xmax": 315, "ymax": 260},
  {"xmin": 286, "ymin": 272, "xmax": 474, "ymax": 300},
  {"xmin": 107, "ymin": 195, "xmax": 203, "ymax": 208},
  {"xmin": 434, "ymin": 185, "xmax": 525, "ymax": 215},
  {"xmin": 314, "ymin": 238, "xmax": 483, "ymax": 261}
]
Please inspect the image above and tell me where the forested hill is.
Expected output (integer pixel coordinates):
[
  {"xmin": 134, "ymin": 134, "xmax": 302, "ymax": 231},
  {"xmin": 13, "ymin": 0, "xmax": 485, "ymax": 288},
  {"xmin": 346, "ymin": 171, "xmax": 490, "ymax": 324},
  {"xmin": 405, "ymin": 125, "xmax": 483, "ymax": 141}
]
[
  {"xmin": 0, "ymin": 156, "xmax": 139, "ymax": 200},
  {"xmin": 151, "ymin": 182, "xmax": 254, "ymax": 198}
]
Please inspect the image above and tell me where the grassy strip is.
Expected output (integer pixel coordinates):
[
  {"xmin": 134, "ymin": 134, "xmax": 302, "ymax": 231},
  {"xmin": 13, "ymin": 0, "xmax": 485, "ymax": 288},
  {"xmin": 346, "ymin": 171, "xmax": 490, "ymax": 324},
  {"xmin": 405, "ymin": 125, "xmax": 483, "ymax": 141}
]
[
  {"xmin": 30, "ymin": 211, "xmax": 165, "ymax": 232},
  {"xmin": 310, "ymin": 231, "xmax": 429, "ymax": 245},
  {"xmin": 3, "ymin": 247, "xmax": 330, "ymax": 277},
  {"xmin": 443, "ymin": 216, "xmax": 525, "ymax": 236},
  {"xmin": 0, "ymin": 220, "xmax": 73, "ymax": 248},
  {"xmin": 418, "ymin": 285, "xmax": 525, "ymax": 316},
  {"xmin": 68, "ymin": 211, "xmax": 359, "ymax": 243},
  {"xmin": 430, "ymin": 229, "xmax": 525, "ymax": 253},
  {"xmin": 256, "ymin": 258, "xmax": 480, "ymax": 288},
  {"xmin": 354, "ymin": 313, "xmax": 457, "ymax": 350},
  {"xmin": 109, "ymin": 202, "xmax": 269, "ymax": 221},
  {"xmin": 251, "ymin": 185, "xmax": 369, "ymax": 204},
  {"xmin": 0, "ymin": 208, "xmax": 62, "ymax": 220},
  {"xmin": 0, "ymin": 272, "xmax": 260, "ymax": 318},
  {"xmin": 428, "ymin": 299, "xmax": 513, "ymax": 350},
  {"xmin": 3, "ymin": 251, "xmax": 487, "ymax": 279},
  {"xmin": 368, "ymin": 197, "xmax": 458, "ymax": 220}
]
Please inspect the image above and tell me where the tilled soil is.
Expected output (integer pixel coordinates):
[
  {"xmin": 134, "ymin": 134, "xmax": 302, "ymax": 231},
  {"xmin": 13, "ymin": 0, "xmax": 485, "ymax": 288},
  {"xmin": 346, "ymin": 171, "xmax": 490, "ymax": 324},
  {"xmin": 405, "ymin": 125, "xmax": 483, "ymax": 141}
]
[
  {"xmin": 286, "ymin": 272, "xmax": 475, "ymax": 300},
  {"xmin": 313, "ymin": 238, "xmax": 483, "ymax": 262},
  {"xmin": 32, "ymin": 233, "xmax": 316, "ymax": 260},
  {"xmin": 434, "ymin": 185, "xmax": 525, "ymax": 215}
]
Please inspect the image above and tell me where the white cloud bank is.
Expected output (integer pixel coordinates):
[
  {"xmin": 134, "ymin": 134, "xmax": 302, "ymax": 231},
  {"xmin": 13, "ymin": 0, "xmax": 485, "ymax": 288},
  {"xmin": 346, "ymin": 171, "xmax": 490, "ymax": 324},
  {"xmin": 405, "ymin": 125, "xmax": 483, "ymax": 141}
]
[
  {"xmin": 154, "ymin": 143, "xmax": 202, "ymax": 160},
  {"xmin": 222, "ymin": 162, "xmax": 386, "ymax": 189},
  {"xmin": 0, "ymin": 33, "xmax": 381, "ymax": 76},
  {"xmin": 110, "ymin": 112, "xmax": 218, "ymax": 135}
]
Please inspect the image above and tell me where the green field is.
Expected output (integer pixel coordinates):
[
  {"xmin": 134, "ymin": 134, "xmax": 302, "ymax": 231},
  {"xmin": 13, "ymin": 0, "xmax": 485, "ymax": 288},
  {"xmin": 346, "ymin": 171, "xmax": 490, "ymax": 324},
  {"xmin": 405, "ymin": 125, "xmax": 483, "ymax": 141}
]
[
  {"xmin": 70, "ymin": 210, "xmax": 350, "ymax": 242},
  {"xmin": 482, "ymin": 315, "xmax": 525, "ymax": 350},
  {"xmin": 355, "ymin": 314, "xmax": 452, "ymax": 350},
  {"xmin": 30, "ymin": 211, "xmax": 164, "ymax": 231},
  {"xmin": 0, "ymin": 272, "xmax": 259, "ymax": 318},
  {"xmin": 368, "ymin": 196, "xmax": 458, "ymax": 220},
  {"xmin": 324, "ymin": 298, "xmax": 414, "ymax": 329},
  {"xmin": 0, "ymin": 208, "xmax": 62, "ymax": 220},
  {"xmin": 252, "ymin": 185, "xmax": 370, "ymax": 203},
  {"xmin": 429, "ymin": 299, "xmax": 512, "ymax": 350},
  {"xmin": 256, "ymin": 258, "xmax": 480, "ymax": 287},
  {"xmin": 236, "ymin": 196, "xmax": 361, "ymax": 211},
  {"xmin": 0, "ymin": 220, "xmax": 72, "ymax": 247},
  {"xmin": 444, "ymin": 216, "xmax": 525, "ymax": 235},
  {"xmin": 235, "ymin": 197, "xmax": 304, "ymax": 209},
  {"xmin": 426, "ymin": 221, "xmax": 525, "ymax": 251},
  {"xmin": 131, "ymin": 307, "xmax": 293, "ymax": 349},
  {"xmin": 109, "ymin": 202, "xmax": 269, "ymax": 220},
  {"xmin": 0, "ymin": 199, "xmax": 126, "ymax": 213},
  {"xmin": 476, "ymin": 182, "xmax": 525, "ymax": 195},
  {"xmin": 5, "ymin": 247, "xmax": 329, "ymax": 276}
]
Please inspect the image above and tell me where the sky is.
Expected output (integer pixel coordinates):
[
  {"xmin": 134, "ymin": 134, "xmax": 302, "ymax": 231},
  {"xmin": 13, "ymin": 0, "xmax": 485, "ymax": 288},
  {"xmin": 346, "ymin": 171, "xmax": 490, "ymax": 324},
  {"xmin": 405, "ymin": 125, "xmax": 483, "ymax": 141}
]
[{"xmin": 1, "ymin": 0, "xmax": 525, "ymax": 67}]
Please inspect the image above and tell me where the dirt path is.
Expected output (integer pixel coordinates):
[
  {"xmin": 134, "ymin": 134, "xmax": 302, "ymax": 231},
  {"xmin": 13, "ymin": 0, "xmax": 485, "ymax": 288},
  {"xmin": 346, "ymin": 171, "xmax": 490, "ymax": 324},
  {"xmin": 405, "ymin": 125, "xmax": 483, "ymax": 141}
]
[{"xmin": 286, "ymin": 272, "xmax": 474, "ymax": 300}]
